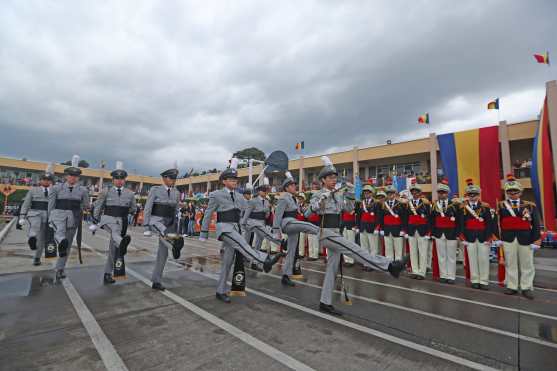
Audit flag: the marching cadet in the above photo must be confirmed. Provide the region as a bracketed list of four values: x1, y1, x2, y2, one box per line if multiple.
[358, 184, 381, 263]
[143, 163, 184, 291]
[18, 163, 54, 266]
[48, 155, 90, 281]
[496, 175, 540, 299]
[90, 162, 137, 284]
[274, 158, 408, 316]
[379, 182, 408, 261]
[199, 158, 282, 303]
[458, 179, 494, 290]
[406, 180, 432, 280]
[240, 177, 282, 252]
[430, 180, 459, 284]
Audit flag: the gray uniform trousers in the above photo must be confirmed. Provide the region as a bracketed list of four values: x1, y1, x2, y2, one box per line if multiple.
[243, 222, 282, 252]
[53, 220, 79, 271]
[280, 218, 392, 304]
[27, 213, 48, 259]
[101, 223, 122, 274]
[151, 221, 177, 284]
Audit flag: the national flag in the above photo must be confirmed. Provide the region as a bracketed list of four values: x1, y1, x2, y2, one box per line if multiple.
[533, 51, 550, 65]
[418, 113, 429, 124]
[487, 98, 499, 110]
[295, 141, 305, 151]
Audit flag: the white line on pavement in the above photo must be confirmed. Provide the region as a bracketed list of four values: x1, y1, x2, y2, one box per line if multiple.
[62, 278, 129, 371]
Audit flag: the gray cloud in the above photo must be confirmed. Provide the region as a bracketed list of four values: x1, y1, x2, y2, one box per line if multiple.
[1, 0, 555, 175]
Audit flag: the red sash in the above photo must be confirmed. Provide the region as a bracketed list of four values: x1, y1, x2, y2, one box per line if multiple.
[307, 213, 320, 223]
[500, 216, 531, 231]
[296, 213, 306, 221]
[408, 214, 427, 225]
[384, 215, 401, 226]
[435, 216, 456, 229]
[342, 212, 355, 222]
[465, 219, 486, 230]
[361, 212, 376, 223]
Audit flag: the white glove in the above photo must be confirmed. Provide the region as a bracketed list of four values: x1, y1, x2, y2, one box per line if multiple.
[143, 230, 152, 237]
[373, 229, 379, 235]
[88, 224, 97, 232]
[379, 230, 385, 236]
[530, 244, 540, 251]
[199, 236, 207, 242]
[399, 231, 405, 237]
[495, 240, 503, 246]
[424, 235, 431, 240]
[320, 191, 331, 201]
[461, 240, 468, 246]
[18, 219, 26, 226]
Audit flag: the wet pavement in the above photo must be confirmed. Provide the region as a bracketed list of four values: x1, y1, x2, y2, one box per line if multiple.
[1, 223, 556, 371]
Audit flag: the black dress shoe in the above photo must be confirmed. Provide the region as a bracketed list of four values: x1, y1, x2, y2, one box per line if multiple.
[504, 288, 518, 295]
[55, 270, 66, 281]
[281, 275, 296, 287]
[103, 273, 115, 285]
[171, 237, 184, 259]
[479, 284, 489, 291]
[58, 239, 69, 258]
[522, 290, 534, 300]
[446, 279, 455, 284]
[263, 253, 284, 273]
[416, 275, 425, 280]
[28, 237, 37, 251]
[439, 278, 447, 283]
[216, 293, 231, 303]
[388, 255, 410, 278]
[152, 282, 165, 291]
[33, 258, 41, 266]
[471, 283, 480, 289]
[319, 302, 342, 316]
[119, 235, 131, 256]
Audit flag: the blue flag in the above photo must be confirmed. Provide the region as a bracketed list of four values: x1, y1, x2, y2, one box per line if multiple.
[354, 176, 362, 201]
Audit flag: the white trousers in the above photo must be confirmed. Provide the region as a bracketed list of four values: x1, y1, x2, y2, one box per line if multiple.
[384, 234, 404, 261]
[435, 235, 457, 280]
[503, 239, 535, 290]
[307, 233, 320, 259]
[408, 232, 429, 277]
[466, 240, 490, 285]
[360, 231, 380, 257]
[342, 228, 355, 264]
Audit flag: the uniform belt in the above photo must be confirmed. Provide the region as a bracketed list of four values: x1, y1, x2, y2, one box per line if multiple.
[104, 205, 129, 218]
[283, 211, 298, 218]
[151, 203, 175, 218]
[55, 199, 81, 211]
[217, 209, 241, 223]
[30, 201, 48, 211]
[249, 212, 266, 220]
[321, 214, 340, 228]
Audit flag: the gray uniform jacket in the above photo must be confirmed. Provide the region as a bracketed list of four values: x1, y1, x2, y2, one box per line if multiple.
[241, 195, 270, 228]
[143, 185, 180, 230]
[272, 193, 299, 231]
[200, 188, 247, 240]
[309, 189, 354, 216]
[48, 182, 90, 228]
[93, 187, 137, 228]
[20, 186, 51, 222]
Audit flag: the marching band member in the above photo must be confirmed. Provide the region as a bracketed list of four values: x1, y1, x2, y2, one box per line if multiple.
[430, 180, 459, 284]
[379, 182, 408, 261]
[458, 179, 494, 290]
[406, 180, 432, 280]
[199, 158, 282, 303]
[358, 184, 381, 263]
[496, 175, 540, 299]
[18, 163, 54, 266]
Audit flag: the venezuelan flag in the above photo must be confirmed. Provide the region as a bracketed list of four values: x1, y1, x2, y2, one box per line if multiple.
[437, 126, 501, 206]
[533, 51, 550, 65]
[531, 97, 556, 230]
[487, 98, 499, 110]
[418, 113, 429, 124]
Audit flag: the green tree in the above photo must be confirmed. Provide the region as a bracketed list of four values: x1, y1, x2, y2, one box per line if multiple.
[233, 147, 266, 161]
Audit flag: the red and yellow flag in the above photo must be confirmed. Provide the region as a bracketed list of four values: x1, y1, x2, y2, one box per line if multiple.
[533, 51, 550, 65]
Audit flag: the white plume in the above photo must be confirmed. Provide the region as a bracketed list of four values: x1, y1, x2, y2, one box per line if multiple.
[115, 161, 124, 170]
[71, 155, 80, 167]
[321, 156, 333, 167]
[285, 171, 293, 180]
[263, 177, 270, 186]
[45, 162, 54, 175]
[230, 157, 239, 170]
[245, 183, 253, 190]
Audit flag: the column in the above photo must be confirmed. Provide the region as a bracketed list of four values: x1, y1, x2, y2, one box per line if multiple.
[498, 120, 511, 178]
[546, 80, 557, 197]
[364, 166, 369, 181]
[299, 155, 305, 192]
[206, 181, 211, 194]
[429, 133, 438, 201]
[352, 146, 359, 183]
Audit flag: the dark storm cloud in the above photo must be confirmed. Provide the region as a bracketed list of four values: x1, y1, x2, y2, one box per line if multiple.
[0, 0, 555, 174]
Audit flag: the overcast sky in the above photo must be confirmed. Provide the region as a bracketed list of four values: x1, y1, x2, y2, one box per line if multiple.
[1, 1, 555, 176]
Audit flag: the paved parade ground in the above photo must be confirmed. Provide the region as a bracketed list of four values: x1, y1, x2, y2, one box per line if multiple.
[1, 222, 557, 371]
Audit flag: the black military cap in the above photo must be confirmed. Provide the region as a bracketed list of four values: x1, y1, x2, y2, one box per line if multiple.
[64, 166, 82, 176]
[161, 168, 179, 179]
[242, 188, 252, 195]
[219, 168, 239, 181]
[111, 169, 128, 179]
[40, 173, 54, 181]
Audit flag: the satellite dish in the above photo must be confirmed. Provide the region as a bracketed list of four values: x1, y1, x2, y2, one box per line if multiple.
[264, 150, 289, 176]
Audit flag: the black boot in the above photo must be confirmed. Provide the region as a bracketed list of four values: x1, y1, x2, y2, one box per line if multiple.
[119, 235, 131, 256]
[33, 258, 41, 266]
[263, 253, 284, 273]
[103, 273, 115, 285]
[471, 283, 480, 289]
[388, 255, 410, 278]
[171, 237, 184, 259]
[58, 239, 69, 257]
[152, 282, 165, 291]
[281, 275, 296, 287]
[216, 293, 231, 303]
[28, 237, 37, 251]
[319, 302, 343, 316]
[504, 288, 518, 295]
[522, 290, 534, 300]
[55, 270, 66, 281]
